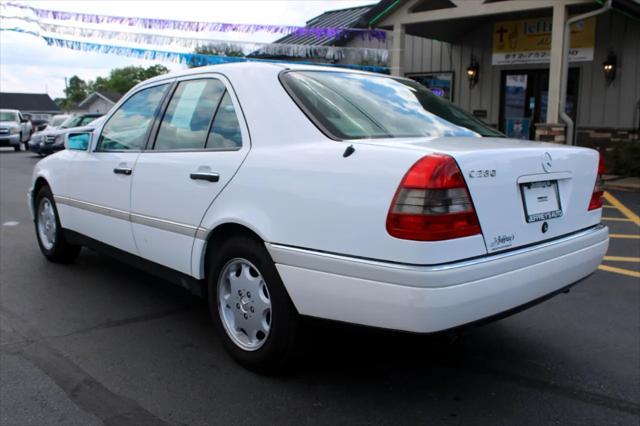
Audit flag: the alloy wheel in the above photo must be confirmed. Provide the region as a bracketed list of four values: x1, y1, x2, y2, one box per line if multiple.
[37, 198, 57, 250]
[217, 258, 272, 351]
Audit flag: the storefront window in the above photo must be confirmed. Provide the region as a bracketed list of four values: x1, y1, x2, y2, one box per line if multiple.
[407, 72, 454, 102]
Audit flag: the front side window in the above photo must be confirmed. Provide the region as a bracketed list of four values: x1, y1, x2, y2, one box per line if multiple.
[281, 71, 503, 140]
[155, 79, 226, 150]
[99, 84, 169, 151]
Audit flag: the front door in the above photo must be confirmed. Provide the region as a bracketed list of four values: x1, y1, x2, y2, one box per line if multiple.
[61, 82, 171, 255]
[130, 75, 250, 275]
[500, 68, 579, 140]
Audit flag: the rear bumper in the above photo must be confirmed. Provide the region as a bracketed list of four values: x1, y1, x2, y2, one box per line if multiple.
[267, 225, 609, 333]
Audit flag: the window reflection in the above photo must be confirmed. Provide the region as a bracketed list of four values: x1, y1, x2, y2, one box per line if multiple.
[283, 72, 503, 140]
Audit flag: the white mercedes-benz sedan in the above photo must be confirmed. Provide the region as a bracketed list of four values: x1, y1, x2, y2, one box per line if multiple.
[29, 62, 609, 371]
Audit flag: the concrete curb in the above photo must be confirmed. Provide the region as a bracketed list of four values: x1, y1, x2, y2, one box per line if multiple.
[603, 182, 640, 192]
[602, 176, 640, 192]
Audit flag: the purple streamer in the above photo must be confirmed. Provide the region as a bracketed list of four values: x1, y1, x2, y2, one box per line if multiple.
[5, 2, 386, 41]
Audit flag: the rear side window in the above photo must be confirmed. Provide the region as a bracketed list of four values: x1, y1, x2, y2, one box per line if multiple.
[206, 92, 242, 149]
[155, 79, 226, 150]
[281, 71, 503, 140]
[99, 84, 169, 151]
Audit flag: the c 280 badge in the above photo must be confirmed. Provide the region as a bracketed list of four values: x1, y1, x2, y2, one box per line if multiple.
[468, 169, 497, 178]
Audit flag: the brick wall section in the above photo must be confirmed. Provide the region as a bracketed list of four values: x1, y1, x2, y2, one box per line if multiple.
[576, 127, 640, 177]
[534, 123, 566, 144]
[576, 127, 639, 149]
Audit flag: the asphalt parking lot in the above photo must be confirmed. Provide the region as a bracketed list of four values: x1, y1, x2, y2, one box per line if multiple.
[1, 148, 638, 425]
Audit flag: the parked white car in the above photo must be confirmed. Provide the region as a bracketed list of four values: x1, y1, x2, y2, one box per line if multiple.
[0, 109, 31, 151]
[29, 63, 609, 371]
[29, 114, 104, 156]
[49, 114, 73, 129]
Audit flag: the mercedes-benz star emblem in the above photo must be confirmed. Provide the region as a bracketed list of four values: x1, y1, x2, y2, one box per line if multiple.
[542, 152, 553, 172]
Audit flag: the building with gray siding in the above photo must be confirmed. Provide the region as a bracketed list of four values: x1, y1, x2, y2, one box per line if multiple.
[359, 0, 639, 173]
[366, 0, 639, 146]
[261, 0, 639, 173]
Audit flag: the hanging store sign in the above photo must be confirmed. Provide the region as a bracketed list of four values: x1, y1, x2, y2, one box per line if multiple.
[492, 16, 596, 65]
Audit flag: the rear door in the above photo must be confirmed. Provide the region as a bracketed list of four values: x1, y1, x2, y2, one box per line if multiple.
[130, 74, 250, 274]
[59, 82, 171, 254]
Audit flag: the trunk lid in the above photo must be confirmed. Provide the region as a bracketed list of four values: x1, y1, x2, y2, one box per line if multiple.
[355, 137, 602, 253]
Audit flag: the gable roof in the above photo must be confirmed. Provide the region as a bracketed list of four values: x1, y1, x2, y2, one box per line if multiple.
[0, 92, 60, 112]
[365, 0, 403, 27]
[273, 4, 376, 47]
[99, 91, 123, 102]
[78, 91, 123, 107]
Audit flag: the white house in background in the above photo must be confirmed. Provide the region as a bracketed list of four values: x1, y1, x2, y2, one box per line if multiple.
[76, 91, 122, 114]
[0, 92, 61, 121]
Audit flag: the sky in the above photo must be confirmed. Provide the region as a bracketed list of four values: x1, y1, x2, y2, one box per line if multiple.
[0, 0, 375, 99]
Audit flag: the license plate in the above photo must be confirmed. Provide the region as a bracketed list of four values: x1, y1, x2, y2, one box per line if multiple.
[520, 180, 562, 223]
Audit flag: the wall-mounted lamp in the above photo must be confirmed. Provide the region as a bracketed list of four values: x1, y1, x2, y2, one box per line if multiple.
[467, 58, 479, 88]
[603, 51, 617, 85]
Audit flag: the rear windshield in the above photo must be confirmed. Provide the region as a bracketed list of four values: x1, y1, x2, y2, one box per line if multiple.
[60, 115, 101, 129]
[281, 71, 503, 140]
[51, 116, 70, 127]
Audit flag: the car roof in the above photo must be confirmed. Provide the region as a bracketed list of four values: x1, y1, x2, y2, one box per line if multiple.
[0, 109, 20, 113]
[137, 61, 378, 89]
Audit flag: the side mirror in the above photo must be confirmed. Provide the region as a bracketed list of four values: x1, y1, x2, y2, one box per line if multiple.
[66, 132, 91, 151]
[21, 118, 29, 123]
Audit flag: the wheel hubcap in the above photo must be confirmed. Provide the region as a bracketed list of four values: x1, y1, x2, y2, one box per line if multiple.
[37, 198, 57, 250]
[217, 258, 271, 351]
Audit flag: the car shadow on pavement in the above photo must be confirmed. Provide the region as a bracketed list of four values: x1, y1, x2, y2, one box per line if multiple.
[47, 247, 637, 422]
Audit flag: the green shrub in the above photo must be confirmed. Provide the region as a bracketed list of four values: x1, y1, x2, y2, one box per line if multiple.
[608, 141, 640, 177]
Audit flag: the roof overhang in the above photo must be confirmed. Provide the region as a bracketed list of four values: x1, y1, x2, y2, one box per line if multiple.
[367, 0, 617, 42]
[598, 0, 640, 20]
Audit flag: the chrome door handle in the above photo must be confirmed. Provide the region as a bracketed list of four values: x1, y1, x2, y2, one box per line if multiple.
[190, 172, 219, 182]
[113, 167, 132, 175]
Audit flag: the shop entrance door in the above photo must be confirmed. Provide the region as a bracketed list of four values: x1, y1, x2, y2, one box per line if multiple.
[500, 69, 579, 140]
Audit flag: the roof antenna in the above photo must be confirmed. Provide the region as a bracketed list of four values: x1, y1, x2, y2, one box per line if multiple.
[343, 144, 355, 158]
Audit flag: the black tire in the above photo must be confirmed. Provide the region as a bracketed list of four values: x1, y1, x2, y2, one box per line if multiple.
[207, 235, 301, 372]
[13, 145, 20, 152]
[34, 185, 81, 263]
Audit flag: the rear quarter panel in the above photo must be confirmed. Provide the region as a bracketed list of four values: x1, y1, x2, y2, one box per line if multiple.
[194, 140, 488, 277]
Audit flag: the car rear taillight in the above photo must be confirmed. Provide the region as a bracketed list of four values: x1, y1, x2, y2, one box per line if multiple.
[588, 152, 605, 211]
[386, 154, 482, 241]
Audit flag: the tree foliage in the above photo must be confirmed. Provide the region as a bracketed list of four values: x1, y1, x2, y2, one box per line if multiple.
[61, 64, 169, 107]
[188, 45, 245, 68]
[64, 75, 89, 104]
[103, 65, 170, 93]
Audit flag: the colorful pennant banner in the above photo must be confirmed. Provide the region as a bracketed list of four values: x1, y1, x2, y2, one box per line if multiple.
[0, 27, 390, 74]
[1, 17, 389, 63]
[3, 1, 386, 41]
